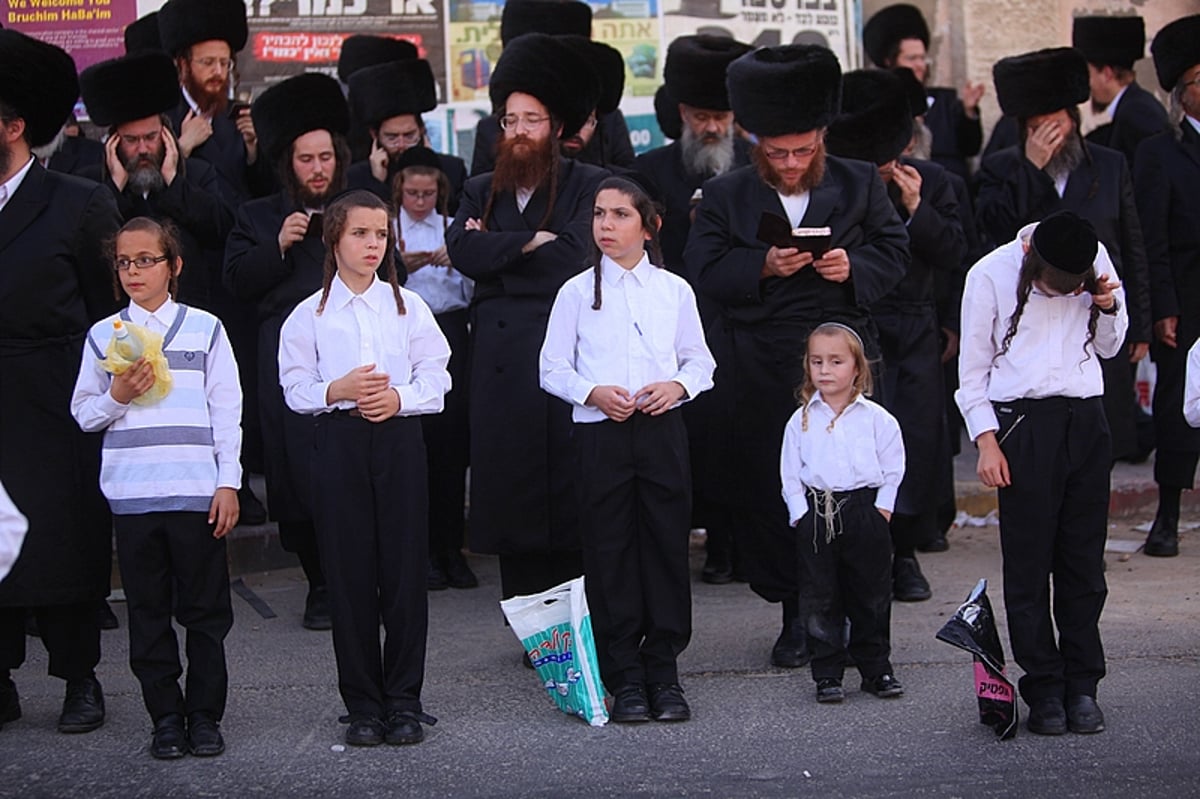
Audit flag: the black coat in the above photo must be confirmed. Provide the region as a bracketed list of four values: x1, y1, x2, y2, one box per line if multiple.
[683, 158, 909, 505]
[469, 112, 635, 176]
[1084, 82, 1168, 170]
[224, 192, 328, 525]
[346, 152, 468, 216]
[1134, 123, 1200, 456]
[446, 158, 607, 554]
[47, 135, 104, 176]
[925, 86, 983, 181]
[169, 101, 273, 206]
[80, 158, 234, 311]
[0, 163, 121, 606]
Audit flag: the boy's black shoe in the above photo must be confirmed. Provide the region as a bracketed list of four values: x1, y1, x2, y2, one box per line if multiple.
[444, 550, 479, 589]
[97, 600, 120, 630]
[302, 586, 332, 630]
[427, 557, 449, 591]
[1066, 695, 1105, 734]
[893, 557, 932, 602]
[187, 713, 225, 756]
[1143, 516, 1179, 557]
[345, 715, 386, 746]
[647, 684, 690, 722]
[0, 677, 21, 730]
[1027, 697, 1068, 735]
[861, 673, 904, 698]
[610, 684, 651, 723]
[150, 714, 187, 759]
[815, 678, 844, 704]
[58, 676, 104, 733]
[385, 710, 436, 745]
[770, 621, 810, 668]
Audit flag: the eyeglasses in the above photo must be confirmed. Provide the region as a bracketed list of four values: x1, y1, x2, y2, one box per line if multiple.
[762, 144, 818, 162]
[118, 131, 162, 147]
[380, 130, 422, 146]
[115, 255, 169, 271]
[499, 114, 550, 131]
[403, 189, 437, 200]
[191, 56, 235, 72]
[1181, 76, 1200, 90]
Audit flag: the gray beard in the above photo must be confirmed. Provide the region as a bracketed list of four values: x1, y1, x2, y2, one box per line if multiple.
[906, 118, 932, 161]
[127, 163, 165, 194]
[1044, 134, 1085, 180]
[680, 126, 735, 178]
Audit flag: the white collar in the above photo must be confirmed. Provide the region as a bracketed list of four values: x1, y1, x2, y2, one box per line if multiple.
[600, 253, 652, 288]
[0, 156, 36, 204]
[327, 273, 384, 313]
[128, 297, 179, 328]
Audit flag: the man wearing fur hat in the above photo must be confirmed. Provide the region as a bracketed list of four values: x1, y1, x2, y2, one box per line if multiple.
[0, 30, 122, 736]
[158, 0, 268, 204]
[223, 75, 352, 631]
[826, 69, 965, 604]
[346, 59, 469, 214]
[446, 33, 606, 605]
[976, 47, 1151, 465]
[863, 3, 985, 181]
[469, 0, 634, 175]
[79, 51, 234, 311]
[1073, 15, 1168, 169]
[684, 45, 909, 669]
[1133, 14, 1200, 558]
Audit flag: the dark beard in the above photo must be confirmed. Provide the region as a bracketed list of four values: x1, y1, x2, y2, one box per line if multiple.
[751, 141, 827, 196]
[283, 159, 346, 209]
[123, 148, 165, 194]
[491, 133, 556, 193]
[1044, 133, 1085, 179]
[680, 125, 735, 178]
[182, 68, 230, 118]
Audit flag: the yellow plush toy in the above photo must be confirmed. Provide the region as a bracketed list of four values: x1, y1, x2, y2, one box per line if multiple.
[98, 319, 173, 405]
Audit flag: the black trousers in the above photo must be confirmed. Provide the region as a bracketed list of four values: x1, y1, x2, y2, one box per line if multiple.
[423, 309, 470, 557]
[577, 411, 692, 690]
[995, 396, 1109, 702]
[795, 488, 894, 682]
[497, 552, 583, 601]
[0, 603, 100, 682]
[311, 412, 429, 718]
[113, 511, 232, 722]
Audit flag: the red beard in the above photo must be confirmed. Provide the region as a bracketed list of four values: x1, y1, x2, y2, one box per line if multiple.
[491, 133, 556, 194]
[182, 66, 230, 118]
[752, 141, 827, 196]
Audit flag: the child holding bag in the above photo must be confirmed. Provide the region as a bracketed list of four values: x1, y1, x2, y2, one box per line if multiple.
[539, 176, 716, 723]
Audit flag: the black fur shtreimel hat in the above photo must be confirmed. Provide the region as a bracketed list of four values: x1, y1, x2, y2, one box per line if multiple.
[157, 0, 248, 56]
[826, 70, 914, 166]
[124, 13, 163, 55]
[337, 35, 419, 84]
[863, 4, 929, 68]
[993, 48, 1089, 119]
[654, 85, 682, 140]
[252, 73, 350, 166]
[500, 0, 592, 46]
[0, 30, 79, 148]
[1032, 211, 1098, 276]
[664, 34, 753, 112]
[1150, 14, 1200, 92]
[349, 60, 437, 129]
[727, 45, 841, 137]
[80, 52, 181, 127]
[1072, 16, 1145, 70]
[488, 33, 598, 138]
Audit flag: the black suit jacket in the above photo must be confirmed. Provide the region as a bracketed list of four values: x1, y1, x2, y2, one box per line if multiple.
[1085, 82, 1169, 170]
[346, 152, 468, 216]
[925, 86, 983, 181]
[0, 163, 121, 606]
[46, 135, 104, 176]
[1135, 123, 1200, 325]
[169, 101, 273, 206]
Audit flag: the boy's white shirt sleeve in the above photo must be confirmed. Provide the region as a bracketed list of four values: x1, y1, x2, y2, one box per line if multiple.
[1185, 340, 1200, 428]
[0, 480, 28, 584]
[395, 295, 452, 416]
[668, 281, 716, 401]
[1090, 244, 1129, 360]
[278, 302, 333, 414]
[955, 265, 1001, 442]
[206, 321, 244, 490]
[874, 407, 906, 513]
[539, 283, 596, 407]
[70, 328, 133, 433]
[779, 410, 810, 526]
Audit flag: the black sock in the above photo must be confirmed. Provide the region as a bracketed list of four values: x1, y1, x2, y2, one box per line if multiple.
[1156, 486, 1182, 522]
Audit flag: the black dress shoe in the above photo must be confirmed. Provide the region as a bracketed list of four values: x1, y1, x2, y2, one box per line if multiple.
[58, 676, 105, 733]
[345, 715, 386, 746]
[302, 585, 332, 630]
[1144, 516, 1179, 557]
[187, 712, 225, 756]
[385, 710, 436, 745]
[770, 621, 810, 668]
[443, 550, 479, 589]
[237, 484, 268, 526]
[1066, 695, 1105, 734]
[861, 673, 904, 698]
[97, 600, 120, 631]
[815, 678, 844, 704]
[150, 714, 188, 759]
[0, 677, 20, 731]
[427, 557, 449, 591]
[610, 684, 651, 723]
[1027, 697, 1068, 735]
[916, 533, 949, 553]
[892, 556, 932, 602]
[700, 553, 733, 585]
[647, 683, 690, 722]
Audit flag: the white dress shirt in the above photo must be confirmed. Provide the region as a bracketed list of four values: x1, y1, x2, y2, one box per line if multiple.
[0, 480, 28, 584]
[778, 191, 811, 229]
[395, 209, 473, 315]
[539, 254, 716, 423]
[955, 221, 1129, 442]
[278, 274, 451, 416]
[779, 393, 906, 525]
[0, 156, 35, 214]
[1184, 339, 1200, 429]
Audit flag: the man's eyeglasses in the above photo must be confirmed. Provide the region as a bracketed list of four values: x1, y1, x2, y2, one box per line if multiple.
[119, 132, 162, 147]
[762, 144, 818, 162]
[380, 130, 422, 146]
[499, 114, 550, 131]
[115, 255, 169, 271]
[191, 56, 235, 72]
